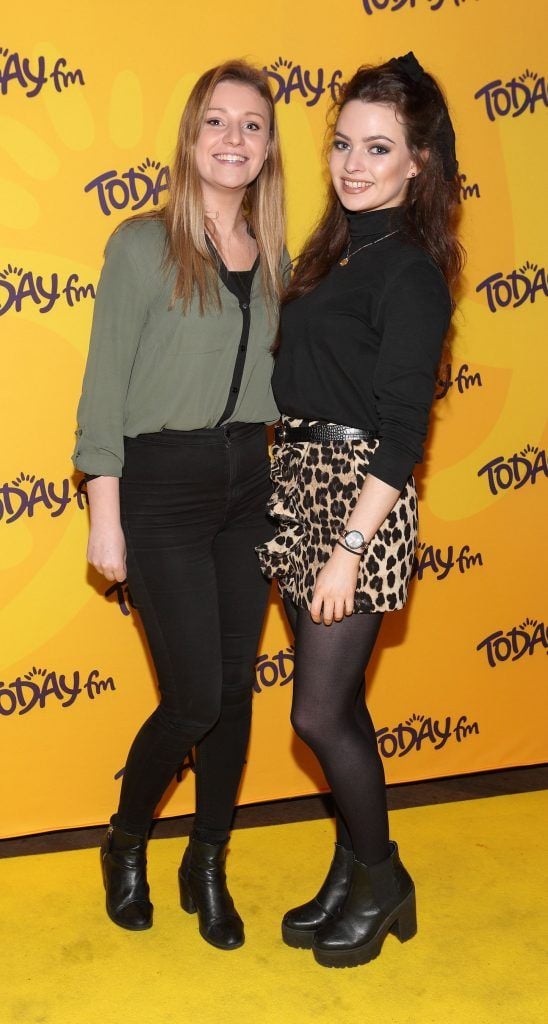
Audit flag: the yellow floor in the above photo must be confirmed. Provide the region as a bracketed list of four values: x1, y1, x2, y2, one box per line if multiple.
[2, 791, 548, 1024]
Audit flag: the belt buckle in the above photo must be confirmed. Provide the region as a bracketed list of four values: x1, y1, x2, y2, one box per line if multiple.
[275, 422, 287, 445]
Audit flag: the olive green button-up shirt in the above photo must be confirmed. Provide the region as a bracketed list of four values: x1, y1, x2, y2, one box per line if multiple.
[72, 218, 281, 477]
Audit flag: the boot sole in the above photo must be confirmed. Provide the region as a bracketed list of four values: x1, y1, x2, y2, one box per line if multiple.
[104, 903, 153, 931]
[313, 889, 417, 969]
[199, 931, 245, 951]
[281, 923, 316, 949]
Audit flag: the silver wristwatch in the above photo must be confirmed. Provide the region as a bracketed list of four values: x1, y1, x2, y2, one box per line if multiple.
[338, 529, 368, 556]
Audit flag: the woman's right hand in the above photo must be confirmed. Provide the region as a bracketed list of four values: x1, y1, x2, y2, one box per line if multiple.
[85, 476, 126, 582]
[87, 522, 127, 582]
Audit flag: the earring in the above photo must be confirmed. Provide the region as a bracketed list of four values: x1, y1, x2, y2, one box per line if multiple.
[410, 171, 416, 177]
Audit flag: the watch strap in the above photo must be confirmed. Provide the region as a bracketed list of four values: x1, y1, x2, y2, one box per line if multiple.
[339, 529, 368, 555]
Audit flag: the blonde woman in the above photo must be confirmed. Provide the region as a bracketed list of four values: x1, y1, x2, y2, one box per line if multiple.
[73, 61, 286, 948]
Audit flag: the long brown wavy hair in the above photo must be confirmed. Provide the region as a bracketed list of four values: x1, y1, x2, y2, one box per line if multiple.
[284, 59, 465, 308]
[118, 60, 285, 314]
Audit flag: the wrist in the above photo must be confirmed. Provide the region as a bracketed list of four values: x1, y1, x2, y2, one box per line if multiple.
[90, 513, 122, 530]
[338, 527, 369, 556]
[332, 543, 361, 571]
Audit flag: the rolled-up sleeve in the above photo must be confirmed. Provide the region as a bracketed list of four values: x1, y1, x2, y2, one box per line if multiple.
[367, 260, 451, 491]
[72, 228, 148, 477]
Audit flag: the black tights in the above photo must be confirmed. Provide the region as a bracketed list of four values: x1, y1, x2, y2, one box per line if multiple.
[284, 597, 389, 866]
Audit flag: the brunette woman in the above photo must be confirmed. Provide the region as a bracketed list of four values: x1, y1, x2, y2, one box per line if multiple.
[73, 60, 286, 948]
[257, 52, 463, 968]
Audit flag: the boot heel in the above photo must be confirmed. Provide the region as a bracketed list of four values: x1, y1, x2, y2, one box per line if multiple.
[178, 873, 197, 914]
[390, 890, 417, 943]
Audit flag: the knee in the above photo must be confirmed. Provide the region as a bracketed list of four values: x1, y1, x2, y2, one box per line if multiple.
[221, 681, 252, 709]
[290, 704, 324, 753]
[155, 699, 221, 745]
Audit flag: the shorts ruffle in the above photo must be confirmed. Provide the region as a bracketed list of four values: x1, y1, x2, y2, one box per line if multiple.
[256, 418, 418, 614]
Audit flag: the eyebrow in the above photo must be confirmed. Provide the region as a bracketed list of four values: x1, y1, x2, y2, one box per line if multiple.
[335, 131, 396, 144]
[207, 106, 266, 119]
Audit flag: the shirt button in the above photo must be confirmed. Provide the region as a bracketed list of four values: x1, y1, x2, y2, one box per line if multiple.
[240, 345, 245, 352]
[231, 387, 238, 393]
[241, 302, 249, 310]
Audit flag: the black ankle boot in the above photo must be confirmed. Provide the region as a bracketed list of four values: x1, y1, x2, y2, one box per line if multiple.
[178, 837, 244, 950]
[312, 841, 416, 968]
[281, 843, 354, 949]
[100, 825, 153, 931]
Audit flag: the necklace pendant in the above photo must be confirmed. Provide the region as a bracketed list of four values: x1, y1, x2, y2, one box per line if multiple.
[339, 257, 349, 267]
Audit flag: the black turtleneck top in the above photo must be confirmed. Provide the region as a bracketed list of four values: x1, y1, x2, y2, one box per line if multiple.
[272, 206, 451, 490]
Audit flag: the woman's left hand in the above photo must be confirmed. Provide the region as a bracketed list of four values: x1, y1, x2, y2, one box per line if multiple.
[310, 544, 361, 625]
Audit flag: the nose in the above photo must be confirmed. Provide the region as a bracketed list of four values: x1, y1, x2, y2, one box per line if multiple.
[222, 120, 244, 147]
[343, 147, 367, 174]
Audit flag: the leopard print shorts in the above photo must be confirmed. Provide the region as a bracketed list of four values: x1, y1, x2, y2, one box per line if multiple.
[256, 417, 418, 614]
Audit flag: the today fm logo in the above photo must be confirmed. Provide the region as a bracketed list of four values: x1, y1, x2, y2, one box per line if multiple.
[435, 362, 483, 400]
[411, 542, 483, 582]
[476, 262, 548, 313]
[477, 445, 548, 497]
[0, 475, 87, 524]
[84, 157, 170, 217]
[376, 711, 480, 759]
[475, 68, 548, 122]
[254, 646, 294, 693]
[458, 173, 480, 201]
[476, 618, 548, 669]
[362, 0, 474, 12]
[263, 57, 344, 106]
[105, 581, 136, 617]
[0, 666, 116, 717]
[0, 265, 95, 317]
[0, 45, 84, 97]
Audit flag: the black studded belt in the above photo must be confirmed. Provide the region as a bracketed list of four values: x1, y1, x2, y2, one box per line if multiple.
[274, 422, 378, 444]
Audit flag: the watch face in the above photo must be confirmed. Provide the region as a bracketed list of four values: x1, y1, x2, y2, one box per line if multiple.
[345, 530, 365, 549]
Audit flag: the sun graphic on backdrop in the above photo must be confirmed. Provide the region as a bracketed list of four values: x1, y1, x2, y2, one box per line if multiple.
[0, 52, 320, 670]
[0, 62, 199, 667]
[424, 104, 548, 520]
[0, 44, 545, 671]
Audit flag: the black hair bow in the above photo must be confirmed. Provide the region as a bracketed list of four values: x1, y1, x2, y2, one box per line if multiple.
[388, 51, 424, 83]
[388, 50, 458, 181]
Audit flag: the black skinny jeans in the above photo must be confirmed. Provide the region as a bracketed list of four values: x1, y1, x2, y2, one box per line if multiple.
[114, 422, 272, 838]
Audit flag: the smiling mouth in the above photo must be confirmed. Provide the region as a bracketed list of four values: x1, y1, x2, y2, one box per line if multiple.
[342, 179, 373, 191]
[214, 153, 248, 164]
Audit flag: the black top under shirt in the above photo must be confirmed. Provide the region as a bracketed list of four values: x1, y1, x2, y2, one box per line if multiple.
[272, 206, 452, 491]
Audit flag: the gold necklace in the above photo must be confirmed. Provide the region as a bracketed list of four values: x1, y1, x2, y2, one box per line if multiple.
[339, 229, 400, 267]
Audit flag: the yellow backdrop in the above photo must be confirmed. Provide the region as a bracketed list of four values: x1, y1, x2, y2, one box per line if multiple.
[1, 0, 547, 837]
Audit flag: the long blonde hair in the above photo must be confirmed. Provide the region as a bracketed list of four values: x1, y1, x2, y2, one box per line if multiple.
[161, 59, 285, 313]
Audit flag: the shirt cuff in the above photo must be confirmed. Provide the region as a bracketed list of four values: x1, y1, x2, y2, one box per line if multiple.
[366, 442, 418, 491]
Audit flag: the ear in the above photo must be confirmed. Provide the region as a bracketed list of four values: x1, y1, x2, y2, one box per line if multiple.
[408, 147, 429, 179]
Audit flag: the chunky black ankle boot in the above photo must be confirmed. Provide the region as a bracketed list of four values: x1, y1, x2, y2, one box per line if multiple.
[281, 843, 354, 949]
[312, 840, 416, 968]
[178, 837, 244, 950]
[100, 825, 153, 931]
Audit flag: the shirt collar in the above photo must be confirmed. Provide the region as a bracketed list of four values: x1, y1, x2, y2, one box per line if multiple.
[346, 205, 405, 242]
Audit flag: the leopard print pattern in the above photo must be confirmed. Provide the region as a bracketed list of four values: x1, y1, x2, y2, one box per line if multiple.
[256, 418, 418, 614]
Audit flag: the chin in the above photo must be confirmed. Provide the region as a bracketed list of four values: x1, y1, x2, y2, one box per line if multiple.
[340, 193, 377, 212]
